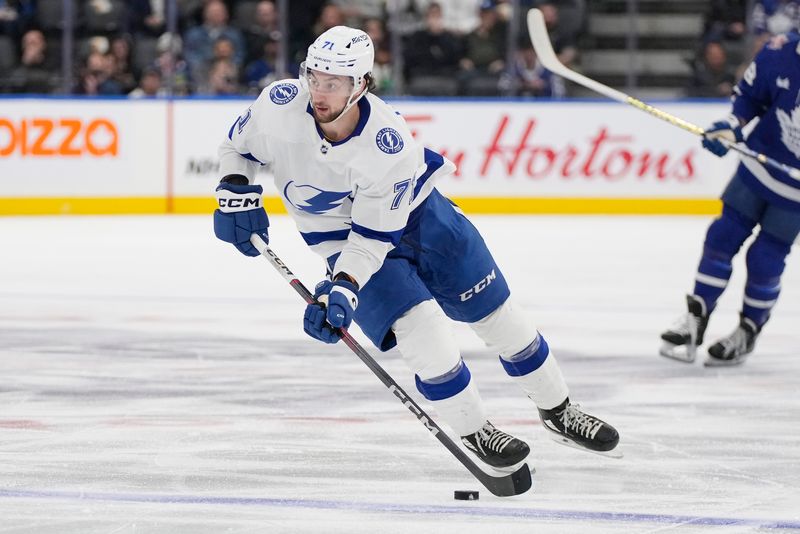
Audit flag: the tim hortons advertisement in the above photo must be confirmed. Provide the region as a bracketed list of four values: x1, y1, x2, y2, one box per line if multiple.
[172, 99, 737, 199]
[0, 99, 166, 196]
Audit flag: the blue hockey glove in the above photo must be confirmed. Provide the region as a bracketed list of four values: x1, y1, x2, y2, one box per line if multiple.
[303, 277, 359, 343]
[702, 115, 744, 157]
[214, 182, 269, 257]
[303, 299, 339, 343]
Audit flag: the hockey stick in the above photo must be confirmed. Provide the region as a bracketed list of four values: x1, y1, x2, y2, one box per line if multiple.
[526, 8, 800, 181]
[248, 234, 532, 497]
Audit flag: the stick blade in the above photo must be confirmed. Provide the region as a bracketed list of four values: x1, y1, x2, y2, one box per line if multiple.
[526, 7, 628, 103]
[477, 462, 533, 497]
[526, 8, 563, 75]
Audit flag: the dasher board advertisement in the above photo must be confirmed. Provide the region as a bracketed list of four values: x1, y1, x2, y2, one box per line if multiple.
[1, 98, 735, 215]
[0, 100, 166, 196]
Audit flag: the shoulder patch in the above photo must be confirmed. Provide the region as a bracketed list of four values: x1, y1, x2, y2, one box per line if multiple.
[269, 83, 298, 105]
[375, 127, 404, 154]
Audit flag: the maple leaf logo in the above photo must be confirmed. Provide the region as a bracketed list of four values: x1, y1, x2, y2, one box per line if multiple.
[777, 106, 800, 159]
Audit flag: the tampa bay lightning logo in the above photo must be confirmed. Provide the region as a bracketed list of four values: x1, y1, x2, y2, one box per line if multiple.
[376, 127, 404, 154]
[283, 181, 351, 214]
[270, 83, 298, 105]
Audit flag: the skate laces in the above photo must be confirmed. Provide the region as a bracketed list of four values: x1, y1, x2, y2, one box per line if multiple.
[472, 422, 513, 453]
[717, 325, 751, 354]
[558, 404, 603, 439]
[667, 312, 697, 337]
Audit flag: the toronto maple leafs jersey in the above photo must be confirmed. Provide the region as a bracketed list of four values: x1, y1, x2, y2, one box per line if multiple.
[218, 79, 456, 286]
[732, 33, 800, 209]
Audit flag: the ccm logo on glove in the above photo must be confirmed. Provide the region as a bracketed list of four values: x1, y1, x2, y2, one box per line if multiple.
[217, 189, 262, 211]
[213, 181, 270, 257]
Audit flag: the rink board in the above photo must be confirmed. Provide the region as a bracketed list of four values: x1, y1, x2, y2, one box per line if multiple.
[0, 97, 734, 215]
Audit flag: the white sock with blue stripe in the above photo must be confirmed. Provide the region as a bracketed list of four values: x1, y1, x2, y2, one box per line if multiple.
[471, 299, 569, 411]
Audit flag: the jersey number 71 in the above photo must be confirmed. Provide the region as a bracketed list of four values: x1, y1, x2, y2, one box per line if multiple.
[391, 178, 415, 210]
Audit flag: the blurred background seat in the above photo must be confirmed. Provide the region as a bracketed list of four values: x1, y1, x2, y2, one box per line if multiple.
[36, 0, 81, 34]
[233, 1, 259, 31]
[0, 35, 17, 74]
[406, 75, 459, 97]
[84, 0, 127, 35]
[133, 36, 159, 73]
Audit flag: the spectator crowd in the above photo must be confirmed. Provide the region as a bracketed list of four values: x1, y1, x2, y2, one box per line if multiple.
[0, 0, 580, 97]
[687, 0, 800, 97]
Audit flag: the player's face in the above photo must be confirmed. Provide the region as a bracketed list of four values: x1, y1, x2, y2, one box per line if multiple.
[307, 69, 354, 123]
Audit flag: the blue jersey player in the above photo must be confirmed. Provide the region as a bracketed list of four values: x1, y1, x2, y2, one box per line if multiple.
[213, 26, 619, 468]
[661, 33, 800, 366]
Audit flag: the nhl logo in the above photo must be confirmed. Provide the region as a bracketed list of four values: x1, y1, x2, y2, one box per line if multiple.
[320, 144, 329, 154]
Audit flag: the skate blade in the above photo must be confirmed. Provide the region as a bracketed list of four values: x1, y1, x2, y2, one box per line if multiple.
[703, 355, 748, 367]
[659, 341, 696, 363]
[546, 433, 624, 459]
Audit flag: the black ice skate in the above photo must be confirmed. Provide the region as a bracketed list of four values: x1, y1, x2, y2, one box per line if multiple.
[538, 398, 621, 458]
[461, 421, 530, 469]
[659, 294, 709, 363]
[704, 314, 759, 367]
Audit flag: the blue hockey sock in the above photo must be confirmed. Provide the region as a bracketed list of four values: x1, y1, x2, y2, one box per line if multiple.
[693, 205, 756, 313]
[743, 231, 791, 327]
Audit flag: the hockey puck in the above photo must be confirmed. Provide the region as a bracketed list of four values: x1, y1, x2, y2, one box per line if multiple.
[454, 490, 479, 501]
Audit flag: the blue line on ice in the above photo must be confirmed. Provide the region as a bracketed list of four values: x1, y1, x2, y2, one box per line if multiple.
[0, 489, 798, 529]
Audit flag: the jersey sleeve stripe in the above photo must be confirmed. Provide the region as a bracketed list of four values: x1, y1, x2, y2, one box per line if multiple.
[351, 223, 403, 246]
[239, 152, 264, 164]
[414, 148, 445, 198]
[301, 228, 351, 246]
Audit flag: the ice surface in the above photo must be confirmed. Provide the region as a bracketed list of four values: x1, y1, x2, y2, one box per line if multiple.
[0, 214, 798, 533]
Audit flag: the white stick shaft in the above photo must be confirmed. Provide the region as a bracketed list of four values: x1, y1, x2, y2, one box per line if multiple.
[526, 8, 800, 181]
[527, 9, 703, 135]
[249, 234, 296, 285]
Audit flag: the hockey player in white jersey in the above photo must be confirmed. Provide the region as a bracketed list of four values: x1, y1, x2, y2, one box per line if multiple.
[214, 26, 619, 468]
[660, 33, 800, 366]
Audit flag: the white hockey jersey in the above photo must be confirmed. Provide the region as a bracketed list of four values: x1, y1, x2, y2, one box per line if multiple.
[218, 79, 456, 287]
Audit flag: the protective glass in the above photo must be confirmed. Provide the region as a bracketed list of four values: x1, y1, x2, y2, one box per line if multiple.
[301, 63, 355, 97]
